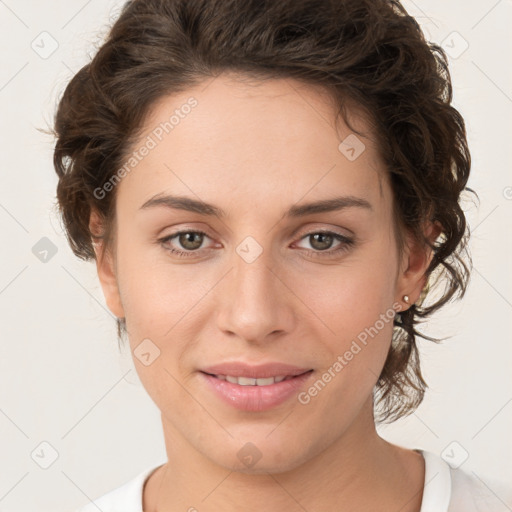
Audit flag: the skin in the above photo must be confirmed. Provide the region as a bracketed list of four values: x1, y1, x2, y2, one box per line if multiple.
[90, 72, 438, 511]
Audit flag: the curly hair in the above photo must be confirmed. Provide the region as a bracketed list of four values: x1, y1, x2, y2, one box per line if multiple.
[50, 0, 475, 423]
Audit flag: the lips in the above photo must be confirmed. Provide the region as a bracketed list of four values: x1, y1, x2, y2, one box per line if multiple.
[200, 368, 314, 411]
[201, 362, 312, 380]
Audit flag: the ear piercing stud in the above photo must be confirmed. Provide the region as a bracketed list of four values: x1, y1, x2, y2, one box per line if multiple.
[403, 295, 410, 304]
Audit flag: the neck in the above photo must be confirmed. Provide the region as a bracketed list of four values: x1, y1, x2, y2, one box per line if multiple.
[145, 398, 424, 512]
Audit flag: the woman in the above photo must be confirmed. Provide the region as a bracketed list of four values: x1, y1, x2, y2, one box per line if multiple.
[51, 0, 507, 510]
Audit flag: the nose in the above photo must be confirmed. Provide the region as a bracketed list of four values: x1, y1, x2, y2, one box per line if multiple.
[215, 246, 296, 344]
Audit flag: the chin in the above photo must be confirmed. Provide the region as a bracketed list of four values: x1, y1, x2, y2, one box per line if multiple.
[203, 431, 314, 475]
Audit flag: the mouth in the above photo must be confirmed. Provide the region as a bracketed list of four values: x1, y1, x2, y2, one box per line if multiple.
[199, 369, 315, 412]
[200, 370, 313, 386]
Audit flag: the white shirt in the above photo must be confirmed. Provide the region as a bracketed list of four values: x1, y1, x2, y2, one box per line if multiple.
[74, 450, 510, 511]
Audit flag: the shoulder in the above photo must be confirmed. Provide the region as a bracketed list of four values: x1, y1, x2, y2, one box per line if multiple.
[418, 449, 511, 512]
[72, 464, 162, 512]
[448, 466, 512, 512]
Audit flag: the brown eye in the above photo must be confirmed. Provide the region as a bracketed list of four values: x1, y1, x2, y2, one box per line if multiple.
[177, 232, 204, 251]
[159, 230, 211, 257]
[308, 232, 335, 251]
[295, 230, 355, 258]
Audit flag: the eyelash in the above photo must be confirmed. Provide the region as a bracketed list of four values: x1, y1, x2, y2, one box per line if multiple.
[158, 229, 355, 259]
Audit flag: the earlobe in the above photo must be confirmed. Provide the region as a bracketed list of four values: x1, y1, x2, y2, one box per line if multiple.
[396, 220, 441, 307]
[89, 210, 125, 319]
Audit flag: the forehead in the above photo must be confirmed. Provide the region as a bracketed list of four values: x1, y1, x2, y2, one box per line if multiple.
[116, 73, 388, 213]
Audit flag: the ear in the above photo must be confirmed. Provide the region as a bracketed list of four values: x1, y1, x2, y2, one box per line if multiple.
[89, 209, 125, 319]
[395, 220, 441, 308]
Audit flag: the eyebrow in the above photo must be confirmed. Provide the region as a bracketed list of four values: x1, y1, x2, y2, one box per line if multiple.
[139, 193, 373, 218]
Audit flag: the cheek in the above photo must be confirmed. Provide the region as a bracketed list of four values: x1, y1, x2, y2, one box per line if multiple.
[117, 253, 217, 407]
[298, 273, 397, 415]
[310, 279, 395, 375]
[291, 244, 398, 384]
[296, 255, 397, 335]
[116, 236, 204, 333]
[116, 251, 200, 408]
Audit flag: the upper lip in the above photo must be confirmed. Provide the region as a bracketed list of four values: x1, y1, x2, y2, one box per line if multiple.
[201, 362, 313, 379]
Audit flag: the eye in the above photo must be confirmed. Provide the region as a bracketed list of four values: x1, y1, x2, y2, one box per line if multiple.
[294, 230, 355, 258]
[158, 229, 355, 259]
[158, 230, 212, 258]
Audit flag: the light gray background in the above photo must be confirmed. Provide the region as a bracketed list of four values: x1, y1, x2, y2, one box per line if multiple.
[0, 1, 511, 510]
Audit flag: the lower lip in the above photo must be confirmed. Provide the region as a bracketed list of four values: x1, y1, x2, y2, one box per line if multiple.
[200, 371, 314, 412]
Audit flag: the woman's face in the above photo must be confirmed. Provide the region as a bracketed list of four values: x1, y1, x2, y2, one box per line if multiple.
[94, 73, 428, 473]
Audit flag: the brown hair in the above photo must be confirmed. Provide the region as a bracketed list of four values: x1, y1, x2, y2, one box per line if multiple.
[50, 0, 475, 423]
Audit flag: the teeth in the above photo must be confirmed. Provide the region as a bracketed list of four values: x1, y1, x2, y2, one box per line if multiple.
[216, 375, 289, 386]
